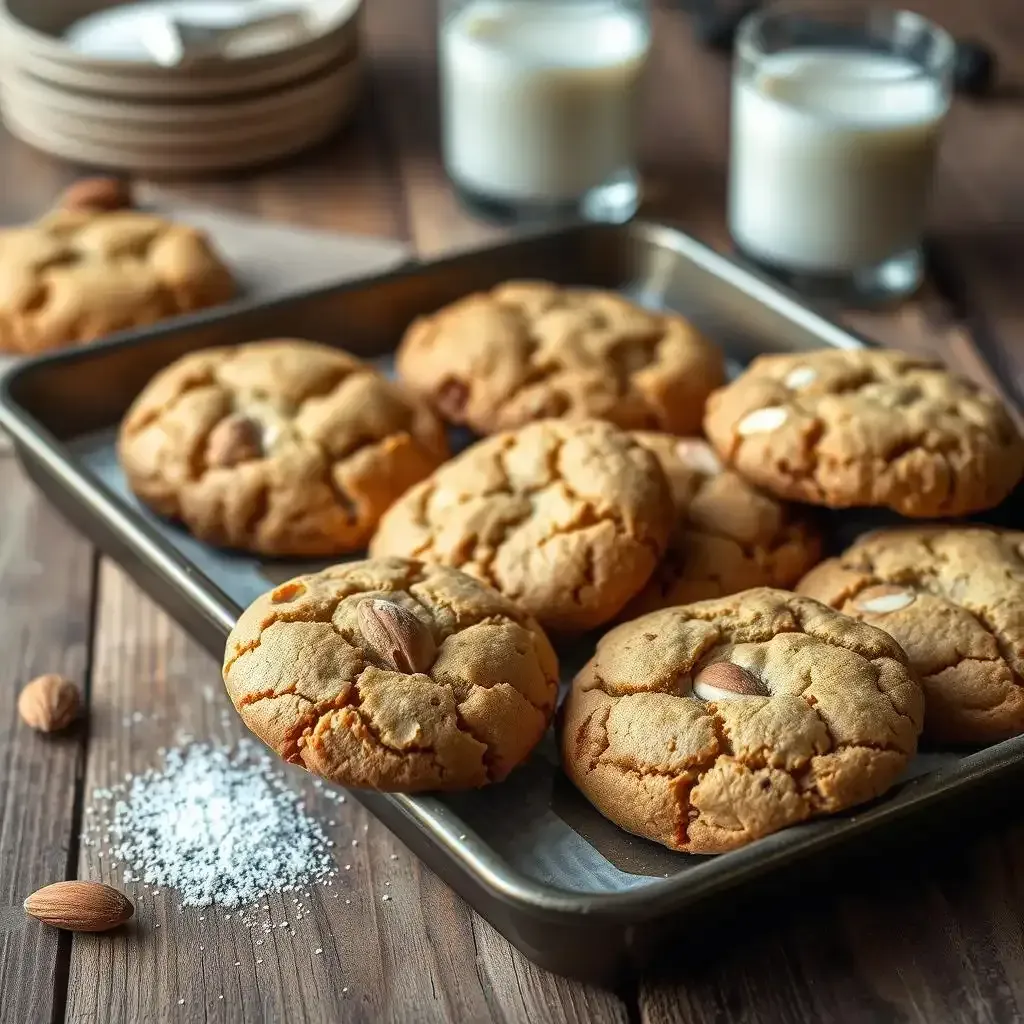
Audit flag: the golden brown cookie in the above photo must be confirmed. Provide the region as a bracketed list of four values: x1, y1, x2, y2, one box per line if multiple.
[395, 281, 726, 436]
[703, 349, 1024, 517]
[561, 588, 923, 853]
[370, 419, 674, 631]
[798, 527, 1024, 744]
[223, 557, 559, 791]
[119, 340, 449, 556]
[0, 184, 234, 354]
[624, 433, 822, 615]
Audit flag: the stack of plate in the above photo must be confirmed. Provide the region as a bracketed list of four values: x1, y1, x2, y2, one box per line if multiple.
[0, 0, 363, 173]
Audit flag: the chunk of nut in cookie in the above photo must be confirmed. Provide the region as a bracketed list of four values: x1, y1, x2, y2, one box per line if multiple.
[357, 599, 437, 675]
[737, 406, 788, 436]
[674, 439, 722, 476]
[784, 366, 818, 389]
[692, 662, 769, 702]
[206, 414, 264, 467]
[853, 584, 916, 614]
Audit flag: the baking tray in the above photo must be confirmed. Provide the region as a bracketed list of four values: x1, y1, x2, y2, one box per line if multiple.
[2, 220, 1024, 982]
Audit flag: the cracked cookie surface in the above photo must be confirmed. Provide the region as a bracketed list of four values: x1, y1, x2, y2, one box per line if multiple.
[395, 281, 726, 436]
[799, 527, 1024, 743]
[369, 419, 674, 631]
[703, 349, 1024, 517]
[624, 433, 822, 616]
[561, 588, 923, 853]
[119, 340, 449, 556]
[0, 206, 234, 354]
[223, 557, 559, 791]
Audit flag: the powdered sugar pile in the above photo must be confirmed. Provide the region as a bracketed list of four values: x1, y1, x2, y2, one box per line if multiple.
[89, 740, 338, 907]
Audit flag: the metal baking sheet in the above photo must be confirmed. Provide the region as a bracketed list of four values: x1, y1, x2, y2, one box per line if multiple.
[2, 220, 1023, 982]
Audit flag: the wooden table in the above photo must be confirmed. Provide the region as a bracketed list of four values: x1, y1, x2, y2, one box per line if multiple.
[2, 2, 1023, 1021]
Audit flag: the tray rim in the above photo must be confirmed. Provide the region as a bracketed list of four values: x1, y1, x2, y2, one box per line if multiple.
[3, 217, 1024, 928]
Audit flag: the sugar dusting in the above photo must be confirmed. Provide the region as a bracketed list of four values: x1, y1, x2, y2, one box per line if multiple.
[88, 740, 338, 907]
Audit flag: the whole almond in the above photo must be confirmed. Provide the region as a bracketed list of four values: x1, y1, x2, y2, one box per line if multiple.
[59, 176, 132, 213]
[18, 674, 81, 732]
[206, 414, 264, 468]
[692, 662, 768, 702]
[24, 881, 134, 932]
[357, 599, 437, 675]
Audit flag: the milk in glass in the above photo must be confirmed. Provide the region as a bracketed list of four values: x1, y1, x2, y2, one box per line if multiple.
[729, 49, 950, 274]
[440, 1, 650, 213]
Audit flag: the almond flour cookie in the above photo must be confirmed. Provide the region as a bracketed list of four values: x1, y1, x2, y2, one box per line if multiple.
[624, 433, 821, 616]
[703, 349, 1024, 517]
[223, 557, 559, 791]
[561, 588, 923, 853]
[395, 281, 726, 436]
[0, 178, 234, 354]
[370, 419, 674, 631]
[119, 340, 448, 556]
[799, 527, 1024, 743]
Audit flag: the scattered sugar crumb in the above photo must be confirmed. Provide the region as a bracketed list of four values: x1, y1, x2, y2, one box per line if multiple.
[94, 741, 337, 908]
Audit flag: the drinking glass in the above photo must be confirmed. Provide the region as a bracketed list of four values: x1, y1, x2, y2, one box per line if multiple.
[729, 3, 956, 303]
[438, 0, 651, 224]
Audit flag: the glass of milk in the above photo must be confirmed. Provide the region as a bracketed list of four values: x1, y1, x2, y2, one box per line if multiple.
[439, 0, 651, 223]
[728, 4, 956, 303]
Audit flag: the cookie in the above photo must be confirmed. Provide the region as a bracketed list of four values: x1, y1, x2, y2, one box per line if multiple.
[703, 349, 1024, 517]
[0, 181, 234, 354]
[798, 527, 1024, 743]
[395, 281, 726, 436]
[223, 557, 559, 791]
[624, 433, 822, 615]
[119, 340, 449, 556]
[561, 588, 923, 853]
[370, 419, 674, 631]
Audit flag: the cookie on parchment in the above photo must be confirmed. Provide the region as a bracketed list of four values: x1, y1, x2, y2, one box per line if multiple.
[119, 340, 448, 557]
[561, 588, 923, 853]
[370, 419, 674, 631]
[223, 557, 559, 791]
[0, 178, 234, 354]
[623, 433, 821, 615]
[395, 281, 726, 436]
[703, 349, 1024, 517]
[799, 527, 1024, 743]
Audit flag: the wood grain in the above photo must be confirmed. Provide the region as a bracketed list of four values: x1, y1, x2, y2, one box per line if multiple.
[0, 455, 95, 1024]
[64, 561, 628, 1024]
[0, 0, 1022, 1020]
[639, 823, 1024, 1024]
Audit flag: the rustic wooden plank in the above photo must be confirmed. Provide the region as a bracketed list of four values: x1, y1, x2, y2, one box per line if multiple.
[65, 561, 628, 1023]
[469, 916, 630, 1024]
[639, 823, 1024, 1024]
[0, 455, 96, 1024]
